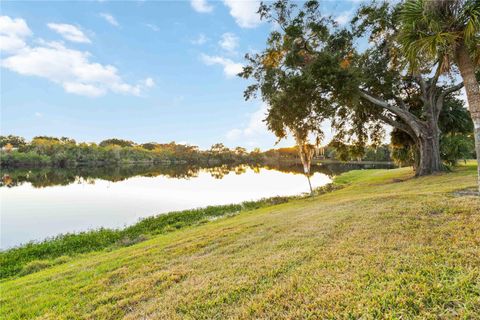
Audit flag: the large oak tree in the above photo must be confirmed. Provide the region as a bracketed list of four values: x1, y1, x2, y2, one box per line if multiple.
[241, 0, 464, 176]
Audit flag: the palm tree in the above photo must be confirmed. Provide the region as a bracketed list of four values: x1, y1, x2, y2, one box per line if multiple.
[399, 0, 480, 192]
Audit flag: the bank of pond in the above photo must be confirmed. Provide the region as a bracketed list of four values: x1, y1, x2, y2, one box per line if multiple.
[0, 162, 393, 280]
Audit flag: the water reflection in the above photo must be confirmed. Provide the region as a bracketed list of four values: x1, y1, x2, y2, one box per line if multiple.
[0, 162, 393, 248]
[1, 162, 394, 189]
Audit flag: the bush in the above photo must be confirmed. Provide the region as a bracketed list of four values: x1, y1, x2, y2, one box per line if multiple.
[0, 150, 51, 166]
[441, 134, 474, 166]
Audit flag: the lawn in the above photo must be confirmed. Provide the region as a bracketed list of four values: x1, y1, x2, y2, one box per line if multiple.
[1, 163, 479, 319]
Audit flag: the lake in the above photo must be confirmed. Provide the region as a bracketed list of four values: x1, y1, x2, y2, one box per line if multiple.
[0, 162, 393, 249]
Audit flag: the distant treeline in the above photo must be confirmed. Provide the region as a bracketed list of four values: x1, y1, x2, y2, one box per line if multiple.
[4, 134, 467, 169]
[0, 135, 398, 168]
[0, 136, 264, 167]
[263, 144, 393, 163]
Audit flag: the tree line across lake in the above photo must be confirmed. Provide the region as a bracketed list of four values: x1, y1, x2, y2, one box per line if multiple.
[0, 136, 264, 167]
[0, 134, 474, 170]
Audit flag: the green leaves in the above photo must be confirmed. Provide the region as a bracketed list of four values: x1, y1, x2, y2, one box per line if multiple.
[398, 0, 480, 73]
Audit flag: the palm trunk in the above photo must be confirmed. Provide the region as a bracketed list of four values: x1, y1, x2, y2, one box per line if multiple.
[456, 43, 480, 193]
[472, 121, 480, 193]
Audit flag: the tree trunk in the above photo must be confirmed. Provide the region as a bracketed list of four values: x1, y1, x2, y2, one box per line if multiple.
[474, 120, 480, 192]
[415, 133, 442, 176]
[409, 116, 442, 176]
[456, 43, 480, 193]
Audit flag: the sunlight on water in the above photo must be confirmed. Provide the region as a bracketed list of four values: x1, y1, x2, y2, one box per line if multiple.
[1, 167, 331, 248]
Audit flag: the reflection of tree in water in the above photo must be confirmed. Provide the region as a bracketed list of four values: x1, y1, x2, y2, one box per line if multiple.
[1, 174, 16, 188]
[0, 162, 394, 188]
[265, 162, 394, 177]
[204, 165, 229, 179]
[252, 166, 261, 174]
[204, 164, 255, 179]
[1, 170, 78, 188]
[0, 165, 202, 188]
[234, 165, 247, 175]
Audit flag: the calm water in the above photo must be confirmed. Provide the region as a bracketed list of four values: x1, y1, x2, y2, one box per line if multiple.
[0, 163, 393, 249]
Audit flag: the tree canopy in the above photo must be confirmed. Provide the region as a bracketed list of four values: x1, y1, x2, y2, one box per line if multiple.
[241, 0, 471, 176]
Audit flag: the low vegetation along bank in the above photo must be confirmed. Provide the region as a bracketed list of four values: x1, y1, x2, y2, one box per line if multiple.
[0, 197, 288, 279]
[0, 184, 340, 280]
[1, 163, 479, 318]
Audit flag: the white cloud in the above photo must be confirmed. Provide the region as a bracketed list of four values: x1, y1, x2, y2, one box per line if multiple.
[226, 128, 242, 140]
[63, 82, 106, 97]
[47, 23, 91, 43]
[223, 0, 262, 28]
[335, 10, 353, 25]
[0, 34, 27, 53]
[0, 15, 31, 37]
[244, 103, 268, 136]
[226, 104, 332, 149]
[145, 23, 159, 32]
[191, 0, 213, 13]
[100, 13, 119, 27]
[226, 103, 293, 149]
[226, 104, 268, 144]
[1, 16, 154, 97]
[227, 104, 267, 139]
[35, 112, 43, 117]
[0, 16, 32, 53]
[143, 77, 155, 88]
[218, 32, 239, 54]
[200, 54, 243, 78]
[191, 33, 208, 45]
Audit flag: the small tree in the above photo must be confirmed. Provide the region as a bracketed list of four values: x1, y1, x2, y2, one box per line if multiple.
[293, 128, 320, 194]
[243, 67, 324, 193]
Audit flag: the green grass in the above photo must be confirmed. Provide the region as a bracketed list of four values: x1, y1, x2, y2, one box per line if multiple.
[0, 197, 296, 280]
[1, 163, 479, 319]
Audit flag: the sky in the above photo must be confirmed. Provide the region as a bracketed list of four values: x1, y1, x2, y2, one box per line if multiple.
[1, 0, 364, 150]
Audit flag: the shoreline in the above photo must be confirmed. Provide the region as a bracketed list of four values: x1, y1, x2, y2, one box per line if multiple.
[0, 179, 343, 279]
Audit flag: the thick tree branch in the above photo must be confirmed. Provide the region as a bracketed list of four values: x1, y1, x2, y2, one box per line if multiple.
[440, 81, 464, 97]
[377, 114, 415, 138]
[415, 75, 428, 98]
[394, 97, 408, 110]
[359, 90, 423, 137]
[435, 81, 464, 118]
[430, 62, 443, 89]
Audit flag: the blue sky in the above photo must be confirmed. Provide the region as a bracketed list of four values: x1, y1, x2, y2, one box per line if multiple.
[1, 0, 362, 150]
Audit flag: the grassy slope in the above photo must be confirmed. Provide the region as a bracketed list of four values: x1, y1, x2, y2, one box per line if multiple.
[1, 164, 479, 319]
